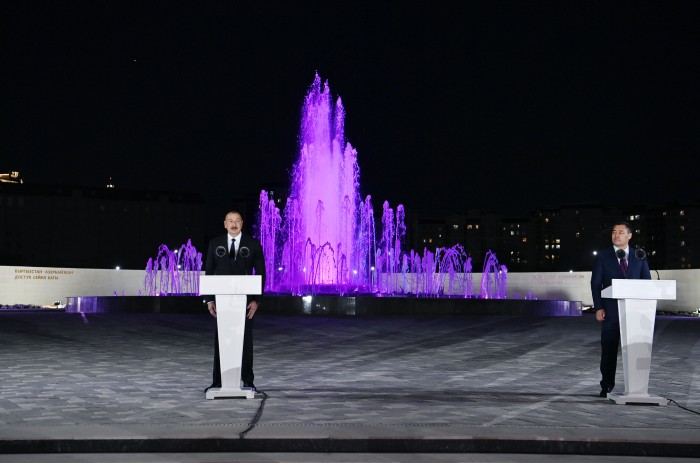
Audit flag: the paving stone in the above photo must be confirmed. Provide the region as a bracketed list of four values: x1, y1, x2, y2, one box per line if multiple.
[0, 312, 698, 457]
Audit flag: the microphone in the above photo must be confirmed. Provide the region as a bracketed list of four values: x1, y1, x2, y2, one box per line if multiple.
[238, 247, 250, 275]
[635, 247, 660, 280]
[616, 249, 626, 260]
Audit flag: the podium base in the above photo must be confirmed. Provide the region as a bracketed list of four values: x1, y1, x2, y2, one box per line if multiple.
[206, 387, 256, 400]
[608, 392, 668, 406]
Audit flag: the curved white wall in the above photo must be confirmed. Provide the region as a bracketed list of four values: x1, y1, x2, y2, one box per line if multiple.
[1, 266, 698, 312]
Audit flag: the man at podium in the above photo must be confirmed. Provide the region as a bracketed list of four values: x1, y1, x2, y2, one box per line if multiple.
[591, 220, 650, 397]
[203, 211, 266, 392]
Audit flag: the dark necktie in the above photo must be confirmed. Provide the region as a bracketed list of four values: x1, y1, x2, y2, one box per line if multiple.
[616, 249, 628, 278]
[230, 238, 236, 259]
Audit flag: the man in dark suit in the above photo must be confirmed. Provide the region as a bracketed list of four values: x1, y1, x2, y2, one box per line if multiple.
[204, 210, 266, 392]
[591, 220, 651, 397]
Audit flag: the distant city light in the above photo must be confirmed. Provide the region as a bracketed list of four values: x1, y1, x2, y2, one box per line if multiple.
[0, 171, 23, 184]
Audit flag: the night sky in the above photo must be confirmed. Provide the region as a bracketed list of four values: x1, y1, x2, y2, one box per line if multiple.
[3, 1, 699, 216]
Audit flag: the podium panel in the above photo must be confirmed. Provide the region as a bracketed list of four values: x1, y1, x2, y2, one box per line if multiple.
[200, 275, 262, 400]
[199, 275, 262, 298]
[602, 279, 676, 406]
[601, 279, 676, 301]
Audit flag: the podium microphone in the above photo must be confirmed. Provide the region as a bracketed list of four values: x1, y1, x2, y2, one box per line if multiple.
[239, 247, 250, 274]
[635, 247, 660, 280]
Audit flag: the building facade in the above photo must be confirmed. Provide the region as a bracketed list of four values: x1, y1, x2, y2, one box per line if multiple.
[1, 183, 206, 269]
[412, 203, 700, 272]
[3, 180, 698, 273]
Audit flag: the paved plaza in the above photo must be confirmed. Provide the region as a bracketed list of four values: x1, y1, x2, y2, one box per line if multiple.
[0, 310, 699, 461]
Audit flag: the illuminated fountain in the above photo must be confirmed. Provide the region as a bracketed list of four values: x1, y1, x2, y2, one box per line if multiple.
[258, 73, 371, 294]
[65, 240, 204, 314]
[479, 250, 507, 299]
[257, 73, 480, 297]
[144, 240, 202, 296]
[65, 74, 581, 316]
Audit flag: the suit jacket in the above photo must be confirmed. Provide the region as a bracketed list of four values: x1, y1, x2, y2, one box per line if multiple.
[591, 246, 651, 325]
[203, 233, 266, 304]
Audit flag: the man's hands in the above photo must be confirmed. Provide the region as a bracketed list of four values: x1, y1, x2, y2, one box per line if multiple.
[207, 301, 217, 318]
[247, 300, 259, 319]
[207, 300, 258, 319]
[595, 309, 606, 321]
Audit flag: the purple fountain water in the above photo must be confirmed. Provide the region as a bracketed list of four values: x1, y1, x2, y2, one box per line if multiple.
[144, 239, 202, 296]
[257, 73, 502, 297]
[259, 74, 372, 294]
[479, 250, 507, 299]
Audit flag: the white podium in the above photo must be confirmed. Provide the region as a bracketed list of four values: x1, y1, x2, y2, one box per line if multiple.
[200, 275, 262, 400]
[601, 279, 676, 405]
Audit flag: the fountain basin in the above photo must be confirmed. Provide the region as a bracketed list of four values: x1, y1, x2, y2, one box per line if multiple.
[65, 295, 581, 317]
